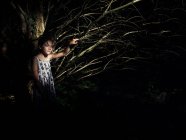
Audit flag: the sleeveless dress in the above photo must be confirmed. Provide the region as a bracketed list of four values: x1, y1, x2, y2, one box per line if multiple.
[32, 57, 56, 110]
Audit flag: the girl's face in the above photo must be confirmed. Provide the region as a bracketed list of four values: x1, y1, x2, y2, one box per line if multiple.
[41, 40, 54, 56]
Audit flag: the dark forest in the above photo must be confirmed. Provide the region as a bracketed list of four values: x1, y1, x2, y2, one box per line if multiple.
[0, 0, 186, 138]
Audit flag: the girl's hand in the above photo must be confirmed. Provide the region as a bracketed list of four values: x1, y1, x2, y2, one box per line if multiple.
[69, 38, 79, 45]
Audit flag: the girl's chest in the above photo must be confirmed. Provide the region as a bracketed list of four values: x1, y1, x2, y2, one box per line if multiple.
[38, 61, 51, 71]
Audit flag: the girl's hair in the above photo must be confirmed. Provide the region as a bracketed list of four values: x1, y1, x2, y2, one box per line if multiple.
[38, 33, 56, 48]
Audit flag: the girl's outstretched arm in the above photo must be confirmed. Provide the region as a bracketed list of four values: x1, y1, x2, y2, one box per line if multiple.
[50, 38, 79, 59]
[50, 47, 70, 59]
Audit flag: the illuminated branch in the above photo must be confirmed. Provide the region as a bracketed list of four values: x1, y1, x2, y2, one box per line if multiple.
[8, 0, 182, 85]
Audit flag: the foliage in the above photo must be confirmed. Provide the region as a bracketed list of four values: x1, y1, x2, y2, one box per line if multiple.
[0, 0, 186, 106]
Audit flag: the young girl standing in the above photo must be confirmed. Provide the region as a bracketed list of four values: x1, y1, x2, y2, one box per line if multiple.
[31, 34, 79, 112]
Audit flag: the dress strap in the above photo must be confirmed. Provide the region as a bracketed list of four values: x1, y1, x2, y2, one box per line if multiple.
[34, 56, 41, 61]
[34, 56, 50, 62]
[35, 56, 39, 61]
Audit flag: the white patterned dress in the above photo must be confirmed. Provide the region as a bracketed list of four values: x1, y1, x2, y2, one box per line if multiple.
[32, 57, 56, 109]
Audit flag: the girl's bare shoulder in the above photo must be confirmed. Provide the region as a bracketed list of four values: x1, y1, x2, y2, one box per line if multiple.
[35, 53, 51, 61]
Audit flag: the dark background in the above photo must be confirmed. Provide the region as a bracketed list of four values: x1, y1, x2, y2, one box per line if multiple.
[0, 0, 186, 138]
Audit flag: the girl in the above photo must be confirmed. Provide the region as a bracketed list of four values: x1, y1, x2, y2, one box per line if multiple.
[31, 35, 79, 111]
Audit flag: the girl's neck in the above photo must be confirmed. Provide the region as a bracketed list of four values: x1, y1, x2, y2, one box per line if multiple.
[42, 53, 48, 58]
[37, 53, 50, 61]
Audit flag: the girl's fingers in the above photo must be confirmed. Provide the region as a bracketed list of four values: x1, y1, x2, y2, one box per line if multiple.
[69, 38, 79, 45]
[74, 38, 79, 44]
[74, 38, 79, 41]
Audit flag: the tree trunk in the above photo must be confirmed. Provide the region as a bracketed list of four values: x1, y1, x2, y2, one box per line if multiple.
[18, 0, 45, 48]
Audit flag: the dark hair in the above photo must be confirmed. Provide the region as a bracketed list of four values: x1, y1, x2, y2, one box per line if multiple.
[38, 33, 56, 48]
